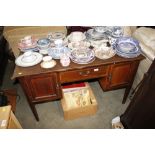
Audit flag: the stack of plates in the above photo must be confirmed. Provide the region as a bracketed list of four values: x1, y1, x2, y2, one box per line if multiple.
[18, 39, 38, 52]
[70, 48, 95, 64]
[15, 52, 43, 67]
[113, 37, 141, 58]
[85, 29, 109, 41]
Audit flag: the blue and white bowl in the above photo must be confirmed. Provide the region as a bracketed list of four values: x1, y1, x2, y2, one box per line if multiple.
[37, 38, 51, 50]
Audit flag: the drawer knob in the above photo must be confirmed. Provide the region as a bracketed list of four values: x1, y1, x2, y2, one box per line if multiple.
[79, 70, 90, 76]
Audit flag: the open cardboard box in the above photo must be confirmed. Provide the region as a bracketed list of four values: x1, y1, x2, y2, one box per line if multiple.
[61, 82, 98, 120]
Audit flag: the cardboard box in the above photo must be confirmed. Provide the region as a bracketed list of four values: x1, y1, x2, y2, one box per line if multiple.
[61, 82, 98, 120]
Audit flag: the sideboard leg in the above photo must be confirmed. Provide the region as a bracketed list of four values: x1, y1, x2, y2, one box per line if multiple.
[28, 103, 39, 121]
[122, 86, 131, 104]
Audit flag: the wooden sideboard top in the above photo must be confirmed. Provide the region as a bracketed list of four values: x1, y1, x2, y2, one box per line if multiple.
[12, 54, 145, 79]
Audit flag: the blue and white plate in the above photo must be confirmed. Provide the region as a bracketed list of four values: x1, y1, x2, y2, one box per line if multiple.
[113, 37, 141, 58]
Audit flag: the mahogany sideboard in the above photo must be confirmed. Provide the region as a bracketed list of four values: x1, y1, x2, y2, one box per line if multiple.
[13, 54, 144, 121]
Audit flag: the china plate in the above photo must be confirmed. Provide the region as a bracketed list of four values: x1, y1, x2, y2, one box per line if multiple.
[114, 37, 140, 54]
[15, 52, 43, 67]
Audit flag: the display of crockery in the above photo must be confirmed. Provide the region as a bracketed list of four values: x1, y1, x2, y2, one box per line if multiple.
[94, 46, 116, 60]
[68, 41, 90, 50]
[67, 31, 86, 42]
[15, 51, 43, 67]
[40, 56, 56, 69]
[70, 48, 95, 64]
[48, 46, 71, 59]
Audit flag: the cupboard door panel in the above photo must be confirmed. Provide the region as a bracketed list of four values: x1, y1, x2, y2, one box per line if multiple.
[20, 73, 61, 103]
[109, 63, 132, 87]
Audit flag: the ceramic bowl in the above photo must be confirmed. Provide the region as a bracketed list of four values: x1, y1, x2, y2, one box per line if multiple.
[67, 31, 86, 42]
[37, 38, 51, 50]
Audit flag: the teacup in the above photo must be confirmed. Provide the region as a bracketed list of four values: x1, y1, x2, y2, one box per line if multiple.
[22, 51, 36, 63]
[41, 56, 56, 68]
[21, 35, 32, 46]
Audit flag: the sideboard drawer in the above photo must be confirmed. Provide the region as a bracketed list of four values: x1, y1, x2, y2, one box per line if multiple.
[60, 66, 108, 83]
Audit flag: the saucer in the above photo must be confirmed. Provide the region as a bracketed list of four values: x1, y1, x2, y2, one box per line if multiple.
[40, 60, 56, 69]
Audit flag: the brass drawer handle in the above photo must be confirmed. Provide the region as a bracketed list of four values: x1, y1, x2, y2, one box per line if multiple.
[79, 70, 90, 76]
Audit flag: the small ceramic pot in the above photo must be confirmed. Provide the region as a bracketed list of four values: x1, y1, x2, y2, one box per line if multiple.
[60, 54, 70, 67]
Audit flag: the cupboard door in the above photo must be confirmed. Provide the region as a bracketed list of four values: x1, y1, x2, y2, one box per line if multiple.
[20, 73, 61, 103]
[109, 62, 132, 88]
[99, 61, 139, 90]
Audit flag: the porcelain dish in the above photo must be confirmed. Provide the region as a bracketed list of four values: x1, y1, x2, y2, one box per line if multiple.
[68, 41, 90, 50]
[48, 47, 71, 59]
[70, 48, 95, 64]
[15, 52, 43, 67]
[113, 37, 141, 58]
[18, 38, 38, 52]
[37, 38, 51, 49]
[93, 26, 107, 33]
[40, 56, 56, 69]
[95, 47, 116, 59]
[67, 32, 86, 42]
[48, 32, 65, 40]
[85, 29, 109, 41]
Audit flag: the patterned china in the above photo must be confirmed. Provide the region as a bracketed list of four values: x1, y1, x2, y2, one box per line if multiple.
[68, 41, 90, 50]
[93, 26, 107, 33]
[67, 31, 86, 42]
[113, 37, 141, 58]
[60, 53, 70, 67]
[94, 47, 116, 60]
[48, 32, 65, 40]
[48, 46, 71, 59]
[37, 38, 51, 50]
[18, 37, 38, 52]
[111, 26, 124, 38]
[70, 48, 95, 64]
[85, 29, 109, 41]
